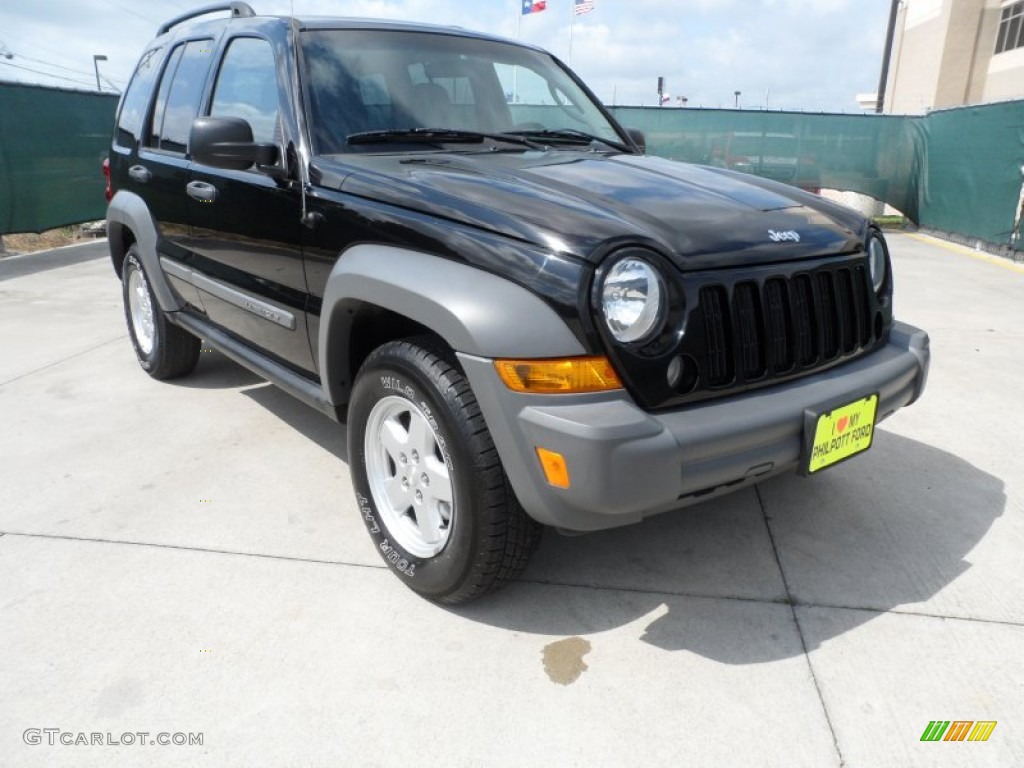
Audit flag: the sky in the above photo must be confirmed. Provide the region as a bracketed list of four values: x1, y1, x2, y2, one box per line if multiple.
[0, 0, 893, 112]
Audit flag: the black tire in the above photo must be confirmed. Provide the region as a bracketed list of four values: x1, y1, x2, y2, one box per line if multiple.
[122, 247, 200, 380]
[348, 337, 542, 603]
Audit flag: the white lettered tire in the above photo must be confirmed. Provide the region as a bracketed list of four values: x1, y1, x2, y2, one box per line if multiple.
[122, 247, 200, 380]
[348, 337, 541, 603]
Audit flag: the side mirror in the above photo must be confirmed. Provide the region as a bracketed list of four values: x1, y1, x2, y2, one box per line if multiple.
[626, 128, 646, 154]
[189, 116, 278, 171]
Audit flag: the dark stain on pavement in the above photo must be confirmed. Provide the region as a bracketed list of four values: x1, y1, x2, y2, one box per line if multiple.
[542, 636, 591, 685]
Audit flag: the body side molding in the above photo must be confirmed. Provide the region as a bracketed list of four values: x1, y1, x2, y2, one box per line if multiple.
[160, 257, 297, 330]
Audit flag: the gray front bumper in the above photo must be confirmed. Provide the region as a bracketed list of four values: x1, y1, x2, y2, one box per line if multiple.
[458, 321, 930, 532]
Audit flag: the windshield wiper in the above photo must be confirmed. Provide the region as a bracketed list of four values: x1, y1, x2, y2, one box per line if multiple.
[347, 128, 543, 149]
[507, 128, 631, 152]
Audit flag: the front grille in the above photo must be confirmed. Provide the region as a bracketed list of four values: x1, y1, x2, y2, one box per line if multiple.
[699, 263, 875, 389]
[701, 286, 732, 385]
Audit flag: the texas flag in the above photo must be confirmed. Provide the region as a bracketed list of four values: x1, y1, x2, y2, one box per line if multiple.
[522, 0, 547, 14]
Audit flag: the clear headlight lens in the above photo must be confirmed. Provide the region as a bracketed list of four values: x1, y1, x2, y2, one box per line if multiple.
[868, 235, 888, 293]
[601, 256, 665, 344]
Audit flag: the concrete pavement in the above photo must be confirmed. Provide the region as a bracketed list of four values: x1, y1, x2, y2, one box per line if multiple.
[1, 234, 1022, 766]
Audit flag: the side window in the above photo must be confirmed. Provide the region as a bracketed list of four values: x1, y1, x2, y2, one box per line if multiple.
[149, 39, 214, 154]
[116, 47, 163, 146]
[147, 45, 183, 148]
[210, 37, 280, 145]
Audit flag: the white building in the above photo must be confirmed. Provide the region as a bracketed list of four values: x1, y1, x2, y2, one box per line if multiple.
[885, 0, 1024, 113]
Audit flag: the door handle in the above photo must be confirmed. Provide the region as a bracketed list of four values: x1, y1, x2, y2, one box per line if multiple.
[186, 181, 218, 204]
[128, 165, 151, 183]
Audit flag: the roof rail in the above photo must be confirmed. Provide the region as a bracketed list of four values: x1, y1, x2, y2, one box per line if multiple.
[157, 2, 256, 36]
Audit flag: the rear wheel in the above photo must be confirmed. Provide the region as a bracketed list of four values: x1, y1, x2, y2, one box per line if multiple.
[348, 337, 541, 603]
[122, 247, 199, 380]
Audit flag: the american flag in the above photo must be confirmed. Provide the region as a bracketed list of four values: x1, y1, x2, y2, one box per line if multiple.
[574, 0, 595, 15]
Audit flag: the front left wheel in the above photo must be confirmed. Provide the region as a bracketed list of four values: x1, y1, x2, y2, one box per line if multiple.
[348, 337, 542, 603]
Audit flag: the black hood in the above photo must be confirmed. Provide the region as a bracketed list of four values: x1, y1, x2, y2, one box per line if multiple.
[311, 150, 867, 269]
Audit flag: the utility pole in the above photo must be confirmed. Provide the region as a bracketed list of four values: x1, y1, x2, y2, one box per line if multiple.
[93, 54, 107, 91]
[876, 0, 900, 113]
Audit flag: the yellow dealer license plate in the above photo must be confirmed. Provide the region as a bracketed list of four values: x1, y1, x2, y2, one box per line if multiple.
[805, 394, 879, 474]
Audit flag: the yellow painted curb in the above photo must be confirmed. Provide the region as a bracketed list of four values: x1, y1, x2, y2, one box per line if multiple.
[904, 232, 1024, 275]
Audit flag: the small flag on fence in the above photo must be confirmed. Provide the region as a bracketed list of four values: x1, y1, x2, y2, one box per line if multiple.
[522, 0, 547, 14]
[574, 0, 595, 15]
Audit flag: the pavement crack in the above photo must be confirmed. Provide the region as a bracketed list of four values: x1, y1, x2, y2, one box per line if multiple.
[796, 602, 1024, 629]
[0, 335, 126, 386]
[520, 575, 793, 607]
[756, 485, 845, 767]
[0, 531, 387, 571]
[5, 531, 1022, 630]
[520, 576, 1024, 628]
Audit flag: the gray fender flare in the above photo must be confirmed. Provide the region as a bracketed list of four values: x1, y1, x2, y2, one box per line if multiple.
[106, 189, 182, 312]
[319, 244, 586, 403]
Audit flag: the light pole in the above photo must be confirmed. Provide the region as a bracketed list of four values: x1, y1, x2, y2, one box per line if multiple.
[93, 55, 107, 91]
[734, 90, 741, 108]
[876, 0, 900, 113]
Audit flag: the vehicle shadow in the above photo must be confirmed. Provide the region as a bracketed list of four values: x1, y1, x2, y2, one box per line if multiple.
[170, 349, 348, 462]
[168, 350, 1005, 665]
[174, 346, 265, 390]
[449, 431, 1005, 664]
[242, 382, 348, 463]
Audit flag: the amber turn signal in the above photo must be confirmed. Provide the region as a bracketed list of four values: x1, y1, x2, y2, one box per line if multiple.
[494, 356, 623, 394]
[536, 447, 571, 488]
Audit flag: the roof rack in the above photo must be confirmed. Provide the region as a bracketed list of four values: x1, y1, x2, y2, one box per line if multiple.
[157, 2, 256, 36]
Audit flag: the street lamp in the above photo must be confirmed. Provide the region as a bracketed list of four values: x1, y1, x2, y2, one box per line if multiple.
[93, 54, 107, 91]
[734, 90, 741, 108]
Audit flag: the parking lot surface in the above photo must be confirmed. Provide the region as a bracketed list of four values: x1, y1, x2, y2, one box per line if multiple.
[1, 233, 1022, 767]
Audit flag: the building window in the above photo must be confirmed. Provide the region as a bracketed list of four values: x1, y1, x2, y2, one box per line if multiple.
[996, 1, 1024, 54]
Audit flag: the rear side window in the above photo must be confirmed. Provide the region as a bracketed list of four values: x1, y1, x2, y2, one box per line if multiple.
[147, 46, 184, 148]
[209, 37, 280, 145]
[116, 47, 163, 146]
[149, 39, 214, 154]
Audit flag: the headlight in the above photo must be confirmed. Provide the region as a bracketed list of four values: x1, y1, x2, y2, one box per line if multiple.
[600, 256, 665, 344]
[868, 234, 887, 293]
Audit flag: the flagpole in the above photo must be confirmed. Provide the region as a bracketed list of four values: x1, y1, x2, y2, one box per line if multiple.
[568, 1, 575, 67]
[515, 6, 521, 103]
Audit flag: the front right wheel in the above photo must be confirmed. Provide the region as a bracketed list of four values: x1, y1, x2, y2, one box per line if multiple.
[347, 337, 541, 603]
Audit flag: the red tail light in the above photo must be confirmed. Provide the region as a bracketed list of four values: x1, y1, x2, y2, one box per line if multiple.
[102, 157, 113, 202]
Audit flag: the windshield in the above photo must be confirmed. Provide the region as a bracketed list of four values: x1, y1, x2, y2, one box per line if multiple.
[300, 29, 624, 154]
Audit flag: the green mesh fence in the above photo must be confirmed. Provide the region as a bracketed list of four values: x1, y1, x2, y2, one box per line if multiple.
[607, 104, 1024, 250]
[607, 107, 922, 221]
[915, 102, 1024, 248]
[0, 83, 118, 235]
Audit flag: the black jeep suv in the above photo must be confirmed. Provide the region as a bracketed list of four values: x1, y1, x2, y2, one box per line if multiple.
[106, 2, 930, 602]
